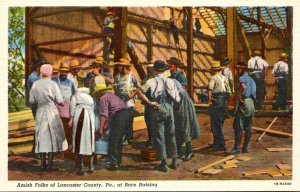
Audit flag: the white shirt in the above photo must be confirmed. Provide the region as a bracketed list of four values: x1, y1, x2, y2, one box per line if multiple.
[248, 56, 269, 73]
[68, 73, 78, 88]
[221, 67, 233, 81]
[272, 61, 288, 78]
[141, 73, 180, 103]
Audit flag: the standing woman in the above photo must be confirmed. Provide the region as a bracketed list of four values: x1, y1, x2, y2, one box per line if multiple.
[29, 64, 68, 171]
[68, 87, 95, 175]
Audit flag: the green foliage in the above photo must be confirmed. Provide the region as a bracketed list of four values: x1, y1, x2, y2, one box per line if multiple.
[8, 7, 25, 112]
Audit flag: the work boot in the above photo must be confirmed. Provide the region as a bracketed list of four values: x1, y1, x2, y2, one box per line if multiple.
[169, 158, 178, 170]
[177, 144, 184, 159]
[155, 159, 168, 172]
[47, 152, 58, 171]
[229, 131, 241, 155]
[88, 155, 95, 173]
[77, 155, 85, 175]
[184, 141, 194, 161]
[242, 131, 251, 153]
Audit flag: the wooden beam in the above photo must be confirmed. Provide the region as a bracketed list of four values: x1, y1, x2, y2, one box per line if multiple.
[25, 7, 33, 107]
[33, 36, 98, 47]
[266, 148, 292, 152]
[256, 116, 278, 141]
[195, 155, 235, 173]
[265, 7, 277, 27]
[113, 7, 128, 61]
[186, 7, 194, 100]
[127, 40, 146, 80]
[236, 15, 252, 60]
[39, 47, 96, 59]
[146, 25, 153, 62]
[252, 126, 292, 137]
[275, 7, 286, 28]
[32, 7, 83, 18]
[32, 19, 104, 38]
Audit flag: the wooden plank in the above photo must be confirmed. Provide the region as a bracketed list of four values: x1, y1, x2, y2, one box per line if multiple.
[39, 47, 97, 59]
[252, 127, 292, 137]
[9, 112, 33, 120]
[33, 36, 98, 46]
[276, 163, 292, 170]
[9, 121, 35, 131]
[9, 117, 33, 124]
[114, 7, 128, 61]
[194, 103, 210, 108]
[9, 143, 33, 155]
[32, 19, 104, 38]
[237, 14, 252, 60]
[266, 170, 283, 177]
[243, 169, 269, 176]
[256, 116, 278, 142]
[146, 25, 153, 62]
[266, 148, 292, 152]
[9, 110, 32, 117]
[221, 164, 238, 169]
[9, 136, 34, 145]
[195, 155, 235, 173]
[25, 7, 33, 107]
[278, 169, 292, 176]
[202, 168, 223, 175]
[186, 7, 194, 100]
[32, 7, 83, 18]
[225, 159, 239, 164]
[236, 156, 252, 161]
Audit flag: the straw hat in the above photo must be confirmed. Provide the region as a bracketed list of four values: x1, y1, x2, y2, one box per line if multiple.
[53, 66, 59, 73]
[93, 84, 113, 93]
[59, 63, 70, 72]
[252, 50, 262, 57]
[279, 52, 288, 60]
[107, 11, 113, 16]
[210, 61, 223, 71]
[113, 58, 132, 67]
[90, 56, 104, 67]
[69, 60, 81, 69]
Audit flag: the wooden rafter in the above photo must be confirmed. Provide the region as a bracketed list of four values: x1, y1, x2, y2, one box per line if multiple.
[265, 7, 277, 27]
[33, 36, 99, 47]
[204, 8, 223, 33]
[243, 7, 255, 32]
[197, 7, 216, 35]
[39, 47, 96, 59]
[236, 15, 252, 59]
[274, 7, 286, 28]
[249, 7, 256, 19]
[32, 7, 83, 18]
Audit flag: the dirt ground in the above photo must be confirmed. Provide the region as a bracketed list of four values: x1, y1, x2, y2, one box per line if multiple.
[8, 114, 292, 180]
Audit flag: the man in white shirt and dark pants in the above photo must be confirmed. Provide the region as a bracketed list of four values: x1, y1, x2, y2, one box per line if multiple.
[247, 50, 269, 111]
[272, 53, 289, 110]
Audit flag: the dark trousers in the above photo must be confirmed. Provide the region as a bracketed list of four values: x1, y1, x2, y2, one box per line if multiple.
[144, 106, 152, 141]
[124, 107, 134, 141]
[150, 103, 177, 160]
[251, 72, 265, 110]
[108, 109, 131, 166]
[273, 78, 287, 110]
[210, 93, 227, 148]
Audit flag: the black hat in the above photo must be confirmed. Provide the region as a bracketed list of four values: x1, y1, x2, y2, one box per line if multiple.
[166, 57, 183, 67]
[32, 59, 48, 68]
[221, 57, 232, 66]
[153, 60, 169, 71]
[235, 61, 248, 70]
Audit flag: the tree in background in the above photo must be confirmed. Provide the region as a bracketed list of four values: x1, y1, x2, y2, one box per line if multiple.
[8, 7, 25, 112]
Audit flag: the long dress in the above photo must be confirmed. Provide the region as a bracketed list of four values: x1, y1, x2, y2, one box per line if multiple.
[70, 91, 95, 155]
[173, 79, 201, 146]
[29, 78, 68, 153]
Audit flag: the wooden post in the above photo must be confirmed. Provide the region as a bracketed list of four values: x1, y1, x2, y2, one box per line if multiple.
[186, 7, 194, 100]
[25, 7, 33, 107]
[286, 7, 293, 101]
[113, 7, 128, 61]
[146, 25, 153, 62]
[226, 7, 238, 106]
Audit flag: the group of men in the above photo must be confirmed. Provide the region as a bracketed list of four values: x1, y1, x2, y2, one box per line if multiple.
[27, 55, 201, 173]
[208, 50, 289, 154]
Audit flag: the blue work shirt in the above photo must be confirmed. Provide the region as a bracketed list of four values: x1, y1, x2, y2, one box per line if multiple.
[170, 71, 188, 87]
[52, 78, 76, 100]
[239, 73, 256, 99]
[27, 71, 40, 90]
[84, 70, 112, 87]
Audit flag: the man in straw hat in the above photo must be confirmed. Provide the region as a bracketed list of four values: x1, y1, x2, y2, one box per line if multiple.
[52, 62, 76, 146]
[29, 64, 68, 171]
[113, 58, 140, 145]
[103, 11, 119, 62]
[93, 83, 156, 171]
[166, 57, 188, 89]
[135, 60, 181, 172]
[272, 52, 289, 110]
[229, 62, 256, 155]
[247, 50, 269, 111]
[84, 56, 113, 91]
[68, 60, 81, 89]
[208, 61, 231, 152]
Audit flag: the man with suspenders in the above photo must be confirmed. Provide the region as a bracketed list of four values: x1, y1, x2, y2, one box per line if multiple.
[247, 50, 269, 111]
[272, 53, 289, 110]
[208, 61, 232, 152]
